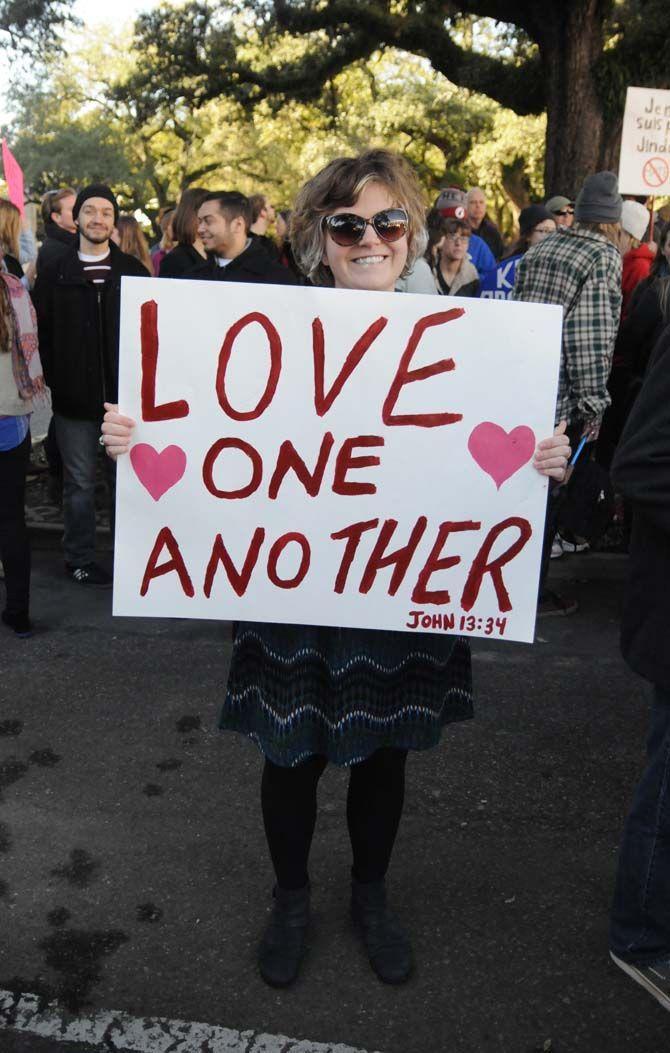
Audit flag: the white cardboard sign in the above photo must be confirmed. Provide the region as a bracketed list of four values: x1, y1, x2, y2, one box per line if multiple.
[619, 86, 670, 195]
[113, 278, 562, 643]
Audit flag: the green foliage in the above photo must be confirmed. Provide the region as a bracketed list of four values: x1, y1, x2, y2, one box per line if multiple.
[0, 0, 75, 56]
[465, 108, 546, 229]
[8, 18, 544, 236]
[118, 0, 670, 192]
[597, 0, 670, 122]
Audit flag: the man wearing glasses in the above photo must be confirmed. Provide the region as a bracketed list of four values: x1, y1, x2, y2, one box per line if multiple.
[546, 195, 575, 228]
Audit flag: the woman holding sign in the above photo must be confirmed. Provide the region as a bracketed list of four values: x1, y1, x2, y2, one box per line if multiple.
[102, 151, 569, 988]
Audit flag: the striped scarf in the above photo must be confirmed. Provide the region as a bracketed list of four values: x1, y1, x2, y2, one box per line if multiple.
[0, 269, 43, 400]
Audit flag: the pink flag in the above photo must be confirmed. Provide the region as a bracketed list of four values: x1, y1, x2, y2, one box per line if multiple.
[2, 139, 24, 216]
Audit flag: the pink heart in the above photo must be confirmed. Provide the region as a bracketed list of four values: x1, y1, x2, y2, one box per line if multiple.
[130, 443, 187, 501]
[468, 422, 536, 489]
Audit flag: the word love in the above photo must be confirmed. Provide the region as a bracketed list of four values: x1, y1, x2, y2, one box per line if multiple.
[140, 514, 532, 614]
[140, 300, 466, 429]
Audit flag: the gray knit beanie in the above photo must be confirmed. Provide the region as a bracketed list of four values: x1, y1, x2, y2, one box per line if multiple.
[574, 171, 622, 224]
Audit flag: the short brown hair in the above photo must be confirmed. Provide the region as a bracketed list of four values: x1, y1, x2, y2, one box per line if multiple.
[291, 149, 427, 286]
[248, 193, 268, 225]
[201, 191, 252, 233]
[441, 217, 471, 238]
[41, 186, 75, 227]
[172, 187, 209, 246]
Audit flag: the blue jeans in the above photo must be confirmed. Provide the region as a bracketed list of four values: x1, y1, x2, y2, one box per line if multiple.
[610, 685, 670, 965]
[54, 414, 114, 567]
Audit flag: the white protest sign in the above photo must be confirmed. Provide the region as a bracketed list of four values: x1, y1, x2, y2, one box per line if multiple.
[619, 86, 670, 195]
[113, 278, 561, 643]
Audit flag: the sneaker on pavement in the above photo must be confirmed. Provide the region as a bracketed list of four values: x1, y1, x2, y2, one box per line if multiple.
[610, 951, 670, 1011]
[66, 563, 112, 587]
[550, 538, 564, 559]
[557, 533, 590, 554]
[537, 589, 578, 617]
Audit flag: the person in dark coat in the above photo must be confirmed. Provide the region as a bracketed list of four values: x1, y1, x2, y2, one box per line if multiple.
[35, 189, 79, 502]
[609, 323, 670, 1011]
[158, 188, 208, 278]
[596, 273, 670, 475]
[248, 192, 281, 262]
[480, 205, 556, 302]
[596, 225, 670, 469]
[187, 190, 294, 286]
[33, 183, 149, 586]
[466, 187, 505, 259]
[36, 187, 77, 273]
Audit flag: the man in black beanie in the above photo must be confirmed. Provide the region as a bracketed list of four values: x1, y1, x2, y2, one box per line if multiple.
[512, 171, 623, 615]
[33, 184, 150, 586]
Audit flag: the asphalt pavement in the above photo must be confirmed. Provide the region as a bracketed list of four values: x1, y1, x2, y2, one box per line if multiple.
[1, 538, 668, 1053]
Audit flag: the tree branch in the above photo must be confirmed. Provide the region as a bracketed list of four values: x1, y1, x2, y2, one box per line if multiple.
[269, 0, 543, 114]
[183, 161, 223, 185]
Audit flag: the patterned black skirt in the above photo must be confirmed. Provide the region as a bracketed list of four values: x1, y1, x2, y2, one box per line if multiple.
[220, 621, 473, 768]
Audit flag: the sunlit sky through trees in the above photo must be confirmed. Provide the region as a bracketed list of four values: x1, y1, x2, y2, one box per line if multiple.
[0, 0, 163, 122]
[74, 0, 160, 26]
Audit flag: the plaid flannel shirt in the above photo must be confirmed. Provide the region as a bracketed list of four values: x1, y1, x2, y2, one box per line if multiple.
[512, 226, 622, 425]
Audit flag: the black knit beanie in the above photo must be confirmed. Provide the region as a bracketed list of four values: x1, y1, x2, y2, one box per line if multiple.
[574, 172, 622, 224]
[72, 184, 119, 224]
[519, 204, 555, 236]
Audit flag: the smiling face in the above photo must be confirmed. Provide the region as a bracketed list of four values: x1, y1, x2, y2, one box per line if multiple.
[322, 181, 408, 293]
[197, 200, 247, 258]
[553, 207, 574, 229]
[77, 198, 116, 245]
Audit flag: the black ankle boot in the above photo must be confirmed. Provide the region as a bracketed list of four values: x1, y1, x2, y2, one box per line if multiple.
[258, 884, 310, 987]
[2, 610, 32, 638]
[351, 876, 413, 984]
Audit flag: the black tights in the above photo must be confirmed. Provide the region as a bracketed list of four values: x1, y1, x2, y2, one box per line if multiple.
[261, 748, 408, 890]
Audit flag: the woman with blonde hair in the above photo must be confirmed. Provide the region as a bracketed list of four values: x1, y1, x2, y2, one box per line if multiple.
[0, 199, 23, 279]
[0, 264, 44, 637]
[112, 215, 153, 276]
[102, 149, 569, 988]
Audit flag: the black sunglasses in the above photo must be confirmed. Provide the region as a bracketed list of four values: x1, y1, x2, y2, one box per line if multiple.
[555, 208, 574, 216]
[323, 208, 409, 246]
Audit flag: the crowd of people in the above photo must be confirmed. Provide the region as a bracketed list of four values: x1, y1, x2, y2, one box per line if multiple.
[1, 150, 670, 1010]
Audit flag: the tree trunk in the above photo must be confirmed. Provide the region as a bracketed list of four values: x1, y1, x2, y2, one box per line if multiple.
[600, 115, 624, 174]
[537, 1, 607, 198]
[501, 156, 533, 210]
